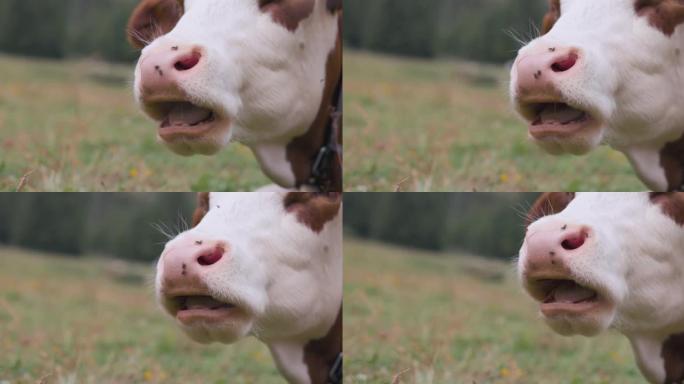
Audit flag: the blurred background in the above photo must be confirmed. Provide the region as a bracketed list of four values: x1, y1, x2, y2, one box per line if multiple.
[343, 193, 643, 383]
[0, 0, 139, 62]
[0, 1, 269, 192]
[344, 0, 643, 192]
[0, 193, 284, 383]
[0, 193, 193, 260]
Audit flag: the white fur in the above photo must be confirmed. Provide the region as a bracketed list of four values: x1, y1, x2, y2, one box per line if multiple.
[511, 0, 684, 190]
[134, 0, 340, 188]
[156, 192, 342, 383]
[519, 192, 684, 383]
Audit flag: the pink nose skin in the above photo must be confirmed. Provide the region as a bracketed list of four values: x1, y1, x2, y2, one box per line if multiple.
[139, 44, 203, 100]
[161, 237, 228, 290]
[515, 47, 580, 99]
[524, 223, 591, 275]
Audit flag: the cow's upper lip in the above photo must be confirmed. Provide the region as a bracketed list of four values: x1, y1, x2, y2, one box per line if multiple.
[518, 99, 599, 140]
[527, 277, 605, 316]
[142, 97, 229, 142]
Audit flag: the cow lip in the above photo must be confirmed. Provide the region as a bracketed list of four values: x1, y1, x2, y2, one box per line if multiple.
[169, 294, 238, 320]
[519, 100, 599, 140]
[529, 278, 604, 315]
[142, 98, 229, 141]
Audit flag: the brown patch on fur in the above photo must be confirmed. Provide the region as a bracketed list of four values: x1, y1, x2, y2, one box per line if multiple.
[542, 0, 561, 34]
[526, 192, 576, 227]
[327, 0, 342, 12]
[660, 133, 684, 191]
[662, 332, 684, 383]
[650, 192, 684, 225]
[286, 14, 342, 191]
[127, 0, 184, 49]
[260, 0, 316, 32]
[635, 0, 684, 36]
[304, 306, 342, 384]
[192, 192, 210, 227]
[283, 192, 341, 233]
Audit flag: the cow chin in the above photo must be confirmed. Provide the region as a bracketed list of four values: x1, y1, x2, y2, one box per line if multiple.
[544, 307, 615, 337]
[533, 126, 604, 156]
[180, 317, 254, 345]
[160, 125, 232, 156]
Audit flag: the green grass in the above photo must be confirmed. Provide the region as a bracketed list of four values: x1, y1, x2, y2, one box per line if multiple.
[0, 247, 283, 384]
[344, 238, 643, 383]
[343, 51, 644, 191]
[0, 54, 269, 191]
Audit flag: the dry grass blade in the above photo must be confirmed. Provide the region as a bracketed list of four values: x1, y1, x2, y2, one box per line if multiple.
[15, 169, 35, 192]
[391, 368, 411, 384]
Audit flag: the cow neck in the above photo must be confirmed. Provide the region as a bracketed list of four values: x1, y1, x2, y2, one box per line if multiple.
[267, 305, 342, 384]
[659, 132, 684, 191]
[285, 18, 342, 192]
[628, 327, 684, 384]
[303, 306, 342, 384]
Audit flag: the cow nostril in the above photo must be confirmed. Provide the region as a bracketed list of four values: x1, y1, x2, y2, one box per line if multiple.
[551, 53, 578, 72]
[561, 231, 587, 251]
[174, 51, 201, 71]
[197, 246, 223, 266]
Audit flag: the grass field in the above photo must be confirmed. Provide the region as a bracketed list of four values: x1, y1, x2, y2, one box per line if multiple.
[0, 54, 269, 191]
[344, 51, 644, 191]
[0, 247, 283, 384]
[344, 239, 643, 383]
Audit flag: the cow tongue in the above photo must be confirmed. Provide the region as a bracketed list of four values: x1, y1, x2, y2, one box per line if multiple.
[552, 281, 596, 303]
[167, 102, 213, 126]
[185, 296, 228, 310]
[539, 103, 585, 124]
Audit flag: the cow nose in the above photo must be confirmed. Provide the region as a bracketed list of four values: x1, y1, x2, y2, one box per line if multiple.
[174, 51, 201, 71]
[524, 223, 591, 272]
[161, 238, 229, 287]
[139, 44, 204, 98]
[197, 246, 224, 266]
[515, 47, 581, 97]
[551, 52, 578, 72]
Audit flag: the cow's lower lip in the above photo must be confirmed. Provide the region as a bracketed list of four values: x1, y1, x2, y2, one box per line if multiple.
[172, 295, 238, 324]
[176, 307, 238, 324]
[532, 278, 603, 316]
[524, 102, 598, 140]
[157, 116, 226, 142]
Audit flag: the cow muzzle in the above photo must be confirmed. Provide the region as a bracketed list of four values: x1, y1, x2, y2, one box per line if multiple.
[512, 45, 603, 154]
[137, 42, 232, 155]
[520, 221, 616, 334]
[157, 236, 252, 334]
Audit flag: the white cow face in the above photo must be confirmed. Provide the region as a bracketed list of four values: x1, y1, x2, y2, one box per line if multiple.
[519, 192, 684, 337]
[129, 0, 340, 158]
[155, 192, 342, 345]
[510, 0, 684, 159]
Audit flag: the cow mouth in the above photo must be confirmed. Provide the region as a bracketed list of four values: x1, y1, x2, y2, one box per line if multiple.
[528, 278, 603, 316]
[521, 101, 598, 140]
[170, 294, 238, 323]
[143, 100, 228, 142]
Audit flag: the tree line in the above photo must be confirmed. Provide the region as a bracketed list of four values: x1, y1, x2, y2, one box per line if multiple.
[344, 193, 539, 259]
[345, 0, 548, 63]
[0, 194, 194, 262]
[0, 0, 140, 62]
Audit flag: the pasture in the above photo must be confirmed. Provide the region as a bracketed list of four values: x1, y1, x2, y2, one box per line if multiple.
[0, 55, 269, 192]
[0, 247, 282, 384]
[344, 51, 644, 191]
[344, 238, 642, 383]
